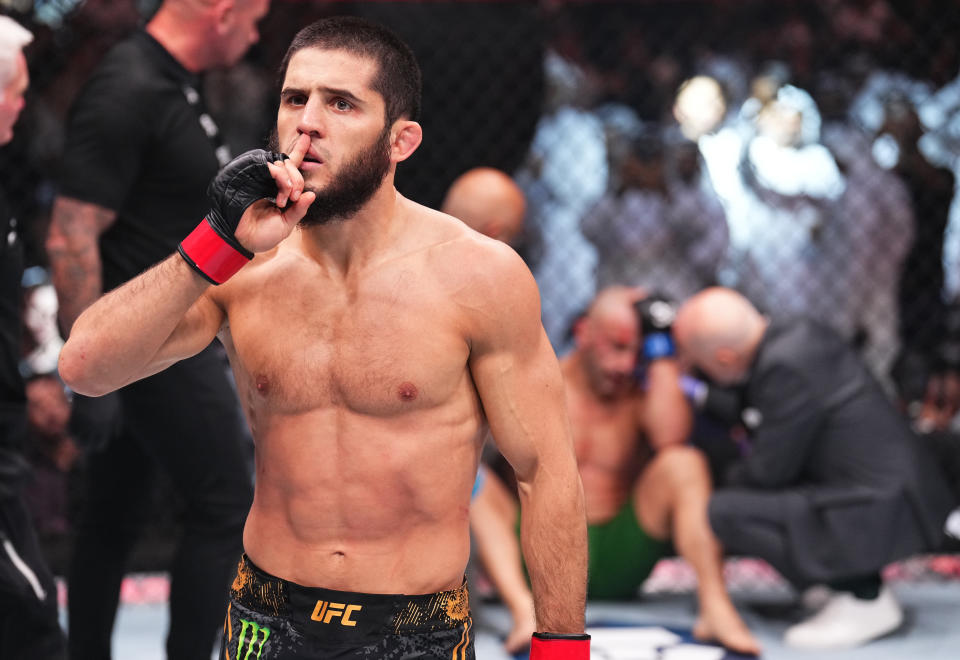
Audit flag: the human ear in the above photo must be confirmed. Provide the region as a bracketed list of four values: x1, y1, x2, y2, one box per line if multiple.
[390, 121, 423, 162]
[213, 0, 237, 36]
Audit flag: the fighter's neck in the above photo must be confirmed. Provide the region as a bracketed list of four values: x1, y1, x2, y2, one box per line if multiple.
[561, 352, 599, 401]
[296, 186, 408, 275]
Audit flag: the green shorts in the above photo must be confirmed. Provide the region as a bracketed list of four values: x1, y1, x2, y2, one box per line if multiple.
[586, 499, 672, 600]
[515, 499, 670, 601]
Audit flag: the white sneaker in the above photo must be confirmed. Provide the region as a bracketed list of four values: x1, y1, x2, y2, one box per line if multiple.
[784, 586, 903, 649]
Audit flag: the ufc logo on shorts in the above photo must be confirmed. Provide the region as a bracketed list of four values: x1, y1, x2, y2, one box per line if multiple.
[311, 600, 362, 626]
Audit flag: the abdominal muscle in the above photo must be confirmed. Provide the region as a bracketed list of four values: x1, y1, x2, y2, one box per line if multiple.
[241, 410, 479, 595]
[579, 463, 633, 525]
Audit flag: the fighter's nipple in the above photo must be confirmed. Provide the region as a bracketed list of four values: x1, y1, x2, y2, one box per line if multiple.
[397, 381, 418, 402]
[255, 374, 270, 396]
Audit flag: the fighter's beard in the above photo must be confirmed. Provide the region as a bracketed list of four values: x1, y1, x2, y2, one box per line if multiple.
[269, 126, 392, 226]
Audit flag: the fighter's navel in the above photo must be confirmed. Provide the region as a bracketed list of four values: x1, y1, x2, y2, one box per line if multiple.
[397, 381, 418, 402]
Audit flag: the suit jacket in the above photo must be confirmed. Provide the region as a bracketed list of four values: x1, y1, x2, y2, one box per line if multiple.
[725, 320, 955, 579]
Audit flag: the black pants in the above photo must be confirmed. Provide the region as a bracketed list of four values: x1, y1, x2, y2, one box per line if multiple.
[0, 493, 66, 659]
[710, 485, 929, 589]
[68, 345, 254, 660]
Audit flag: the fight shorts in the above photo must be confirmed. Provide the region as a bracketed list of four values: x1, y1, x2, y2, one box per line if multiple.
[220, 555, 474, 660]
[587, 498, 672, 600]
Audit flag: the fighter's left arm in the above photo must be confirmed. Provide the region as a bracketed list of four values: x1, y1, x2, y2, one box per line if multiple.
[466, 241, 587, 639]
[640, 359, 694, 451]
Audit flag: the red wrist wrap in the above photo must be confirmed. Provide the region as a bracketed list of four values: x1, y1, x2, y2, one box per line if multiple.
[178, 218, 250, 284]
[529, 634, 591, 660]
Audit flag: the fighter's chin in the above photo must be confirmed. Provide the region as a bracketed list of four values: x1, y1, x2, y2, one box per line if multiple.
[303, 166, 338, 191]
[596, 377, 630, 399]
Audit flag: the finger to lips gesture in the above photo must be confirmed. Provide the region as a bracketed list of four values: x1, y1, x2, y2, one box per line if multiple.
[269, 133, 312, 210]
[237, 134, 316, 252]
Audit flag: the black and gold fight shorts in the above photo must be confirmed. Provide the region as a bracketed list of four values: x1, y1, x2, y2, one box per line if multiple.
[220, 555, 474, 660]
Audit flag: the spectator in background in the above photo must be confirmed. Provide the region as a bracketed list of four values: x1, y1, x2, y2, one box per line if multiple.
[472, 287, 761, 656]
[673, 75, 759, 291]
[515, 50, 607, 355]
[44, 1, 268, 658]
[675, 75, 855, 337]
[738, 84, 851, 327]
[673, 75, 744, 187]
[921, 64, 960, 307]
[0, 14, 66, 659]
[820, 94, 914, 394]
[673, 287, 956, 650]
[23, 374, 77, 540]
[440, 167, 526, 245]
[17, 268, 76, 547]
[582, 127, 727, 301]
[877, 97, 959, 422]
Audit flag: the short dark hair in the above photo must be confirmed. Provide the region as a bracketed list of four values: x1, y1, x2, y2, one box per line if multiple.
[279, 16, 422, 125]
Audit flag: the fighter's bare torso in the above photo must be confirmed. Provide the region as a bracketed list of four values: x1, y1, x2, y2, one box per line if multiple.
[209, 203, 496, 594]
[562, 359, 647, 525]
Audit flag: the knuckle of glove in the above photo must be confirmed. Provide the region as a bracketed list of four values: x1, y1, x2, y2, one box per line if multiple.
[635, 294, 677, 333]
[208, 150, 290, 230]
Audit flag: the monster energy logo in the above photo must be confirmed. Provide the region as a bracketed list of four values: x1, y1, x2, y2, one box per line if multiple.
[236, 619, 271, 660]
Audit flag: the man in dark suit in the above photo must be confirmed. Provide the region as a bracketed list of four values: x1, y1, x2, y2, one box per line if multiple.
[672, 287, 956, 650]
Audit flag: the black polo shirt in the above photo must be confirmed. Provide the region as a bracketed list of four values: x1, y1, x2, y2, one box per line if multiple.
[0, 185, 27, 454]
[59, 30, 228, 291]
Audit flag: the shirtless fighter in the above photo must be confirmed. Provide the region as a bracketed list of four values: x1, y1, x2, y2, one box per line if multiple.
[58, 16, 588, 660]
[472, 286, 760, 655]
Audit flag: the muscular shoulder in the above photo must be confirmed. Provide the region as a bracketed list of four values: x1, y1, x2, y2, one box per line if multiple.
[409, 203, 541, 344]
[431, 211, 536, 300]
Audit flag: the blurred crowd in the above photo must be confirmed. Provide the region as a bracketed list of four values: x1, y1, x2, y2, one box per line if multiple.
[516, 0, 960, 423]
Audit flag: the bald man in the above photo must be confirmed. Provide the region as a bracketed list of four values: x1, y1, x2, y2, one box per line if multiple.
[46, 2, 269, 658]
[473, 286, 760, 655]
[673, 287, 956, 649]
[440, 167, 526, 244]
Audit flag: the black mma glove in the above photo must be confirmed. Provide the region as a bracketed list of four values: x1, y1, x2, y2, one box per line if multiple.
[634, 293, 678, 361]
[178, 149, 288, 284]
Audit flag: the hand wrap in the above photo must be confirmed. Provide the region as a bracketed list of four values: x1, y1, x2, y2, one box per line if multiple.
[178, 149, 287, 284]
[529, 632, 591, 659]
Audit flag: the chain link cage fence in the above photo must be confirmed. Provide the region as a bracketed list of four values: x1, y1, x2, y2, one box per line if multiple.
[3, 0, 959, 580]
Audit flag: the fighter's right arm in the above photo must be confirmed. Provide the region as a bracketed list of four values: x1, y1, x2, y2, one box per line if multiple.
[59, 136, 315, 396]
[634, 295, 691, 450]
[58, 254, 224, 396]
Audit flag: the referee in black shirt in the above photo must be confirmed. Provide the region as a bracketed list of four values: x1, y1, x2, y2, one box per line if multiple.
[46, 2, 268, 658]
